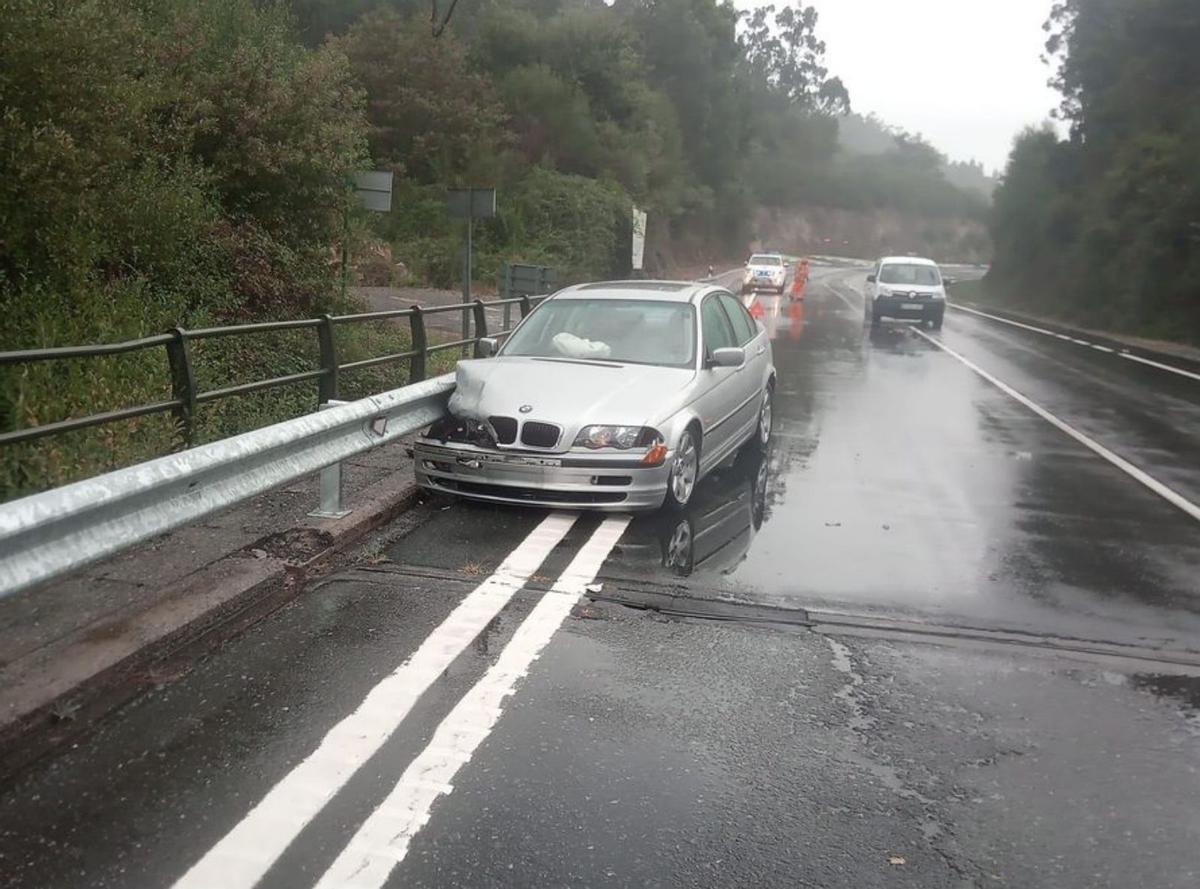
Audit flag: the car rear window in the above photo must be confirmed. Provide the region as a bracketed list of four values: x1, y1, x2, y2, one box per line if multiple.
[749, 255, 782, 266]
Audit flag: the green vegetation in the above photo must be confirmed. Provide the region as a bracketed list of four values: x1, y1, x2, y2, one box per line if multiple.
[1, 0, 990, 498]
[329, 0, 987, 277]
[988, 0, 1200, 343]
[0, 0, 391, 497]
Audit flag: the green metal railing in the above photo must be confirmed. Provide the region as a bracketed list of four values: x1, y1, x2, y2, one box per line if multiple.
[0, 295, 542, 451]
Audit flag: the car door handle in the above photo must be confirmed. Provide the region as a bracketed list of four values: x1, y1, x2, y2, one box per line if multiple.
[755, 346, 766, 356]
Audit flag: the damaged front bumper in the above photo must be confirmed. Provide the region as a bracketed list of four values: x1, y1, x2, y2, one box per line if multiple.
[413, 438, 672, 511]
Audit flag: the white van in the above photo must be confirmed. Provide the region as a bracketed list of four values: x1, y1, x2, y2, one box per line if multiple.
[865, 256, 946, 329]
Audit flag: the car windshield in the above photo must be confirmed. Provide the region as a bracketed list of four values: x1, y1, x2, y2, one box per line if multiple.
[749, 254, 783, 266]
[500, 298, 695, 368]
[879, 263, 941, 285]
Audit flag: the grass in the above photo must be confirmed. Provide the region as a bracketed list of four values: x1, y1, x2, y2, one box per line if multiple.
[0, 302, 462, 502]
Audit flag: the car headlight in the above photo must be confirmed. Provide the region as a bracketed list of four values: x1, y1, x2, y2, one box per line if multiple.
[575, 425, 652, 450]
[877, 287, 892, 298]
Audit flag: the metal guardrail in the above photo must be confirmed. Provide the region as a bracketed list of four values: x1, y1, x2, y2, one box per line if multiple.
[0, 374, 456, 599]
[0, 295, 543, 450]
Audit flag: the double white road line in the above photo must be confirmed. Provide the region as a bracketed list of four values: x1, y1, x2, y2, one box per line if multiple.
[175, 511, 630, 889]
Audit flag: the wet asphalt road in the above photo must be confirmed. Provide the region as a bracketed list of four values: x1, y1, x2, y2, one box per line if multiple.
[2, 265, 1200, 888]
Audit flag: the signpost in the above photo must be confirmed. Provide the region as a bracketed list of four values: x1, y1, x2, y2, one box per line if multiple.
[448, 187, 497, 348]
[342, 171, 394, 299]
[631, 206, 648, 274]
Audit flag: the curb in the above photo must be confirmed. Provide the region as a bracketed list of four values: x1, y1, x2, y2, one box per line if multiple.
[0, 470, 424, 784]
[949, 297, 1200, 376]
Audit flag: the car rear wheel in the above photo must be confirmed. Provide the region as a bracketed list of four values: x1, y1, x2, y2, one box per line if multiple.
[665, 429, 699, 510]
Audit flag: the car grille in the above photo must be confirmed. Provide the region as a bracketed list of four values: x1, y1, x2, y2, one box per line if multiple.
[489, 416, 517, 444]
[440, 479, 626, 505]
[520, 421, 561, 449]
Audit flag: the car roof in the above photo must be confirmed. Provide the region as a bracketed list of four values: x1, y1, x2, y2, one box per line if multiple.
[879, 255, 939, 266]
[553, 280, 718, 303]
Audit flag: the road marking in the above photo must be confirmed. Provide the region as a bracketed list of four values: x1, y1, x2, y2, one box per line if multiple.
[829, 283, 862, 313]
[949, 303, 1200, 382]
[172, 511, 579, 889]
[1119, 351, 1200, 382]
[948, 303, 1063, 337]
[913, 329, 1200, 524]
[315, 514, 632, 889]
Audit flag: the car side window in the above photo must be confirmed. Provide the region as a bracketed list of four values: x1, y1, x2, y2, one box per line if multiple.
[701, 295, 737, 357]
[718, 293, 755, 345]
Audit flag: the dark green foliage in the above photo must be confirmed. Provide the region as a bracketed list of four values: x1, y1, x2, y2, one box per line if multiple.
[0, 0, 377, 496]
[989, 0, 1200, 341]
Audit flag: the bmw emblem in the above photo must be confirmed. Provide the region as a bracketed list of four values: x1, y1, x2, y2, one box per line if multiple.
[518, 404, 533, 414]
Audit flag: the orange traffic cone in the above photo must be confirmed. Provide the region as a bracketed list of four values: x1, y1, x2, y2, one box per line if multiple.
[749, 299, 765, 319]
[790, 259, 810, 300]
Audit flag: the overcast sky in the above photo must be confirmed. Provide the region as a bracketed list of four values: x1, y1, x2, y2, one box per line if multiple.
[734, 0, 1062, 173]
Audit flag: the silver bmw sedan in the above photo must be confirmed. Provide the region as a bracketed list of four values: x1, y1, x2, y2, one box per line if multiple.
[413, 281, 775, 511]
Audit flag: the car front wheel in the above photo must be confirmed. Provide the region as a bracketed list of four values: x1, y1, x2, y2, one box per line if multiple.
[664, 429, 699, 510]
[752, 386, 773, 453]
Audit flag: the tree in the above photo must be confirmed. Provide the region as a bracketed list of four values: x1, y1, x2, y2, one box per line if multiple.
[338, 9, 504, 182]
[737, 3, 848, 113]
[992, 0, 1200, 339]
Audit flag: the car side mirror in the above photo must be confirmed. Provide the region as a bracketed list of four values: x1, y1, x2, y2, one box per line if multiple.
[477, 336, 499, 358]
[708, 346, 746, 369]
[866, 273, 876, 283]
[942, 276, 957, 286]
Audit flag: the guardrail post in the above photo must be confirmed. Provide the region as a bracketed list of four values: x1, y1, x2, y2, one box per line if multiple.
[472, 299, 488, 357]
[409, 305, 427, 383]
[519, 295, 531, 318]
[165, 327, 196, 450]
[317, 313, 339, 405]
[308, 400, 351, 519]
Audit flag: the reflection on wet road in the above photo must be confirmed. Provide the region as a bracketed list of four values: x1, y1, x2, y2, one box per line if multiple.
[604, 266, 1200, 649]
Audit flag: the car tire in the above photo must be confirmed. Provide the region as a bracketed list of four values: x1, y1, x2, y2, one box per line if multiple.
[750, 385, 773, 454]
[664, 428, 700, 511]
[736, 385, 773, 472]
[930, 311, 944, 330]
[870, 309, 882, 328]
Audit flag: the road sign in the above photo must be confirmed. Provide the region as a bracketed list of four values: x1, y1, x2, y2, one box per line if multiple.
[353, 171, 393, 212]
[447, 188, 496, 219]
[501, 264, 557, 298]
[631, 206, 647, 271]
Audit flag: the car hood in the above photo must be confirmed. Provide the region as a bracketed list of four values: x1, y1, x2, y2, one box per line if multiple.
[448, 357, 696, 444]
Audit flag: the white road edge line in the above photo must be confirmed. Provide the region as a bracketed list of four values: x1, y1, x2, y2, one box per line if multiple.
[172, 510, 580, 889]
[1119, 351, 1200, 382]
[315, 514, 633, 889]
[913, 328, 1200, 524]
[949, 303, 1200, 382]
